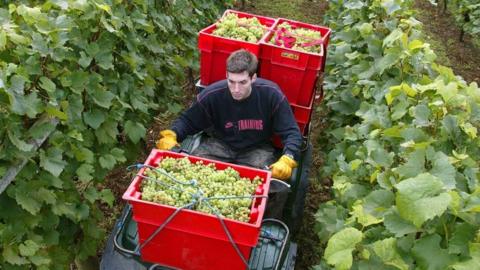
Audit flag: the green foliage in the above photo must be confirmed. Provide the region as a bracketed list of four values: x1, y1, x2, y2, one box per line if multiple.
[450, 0, 480, 40]
[316, 0, 480, 269]
[0, 0, 229, 268]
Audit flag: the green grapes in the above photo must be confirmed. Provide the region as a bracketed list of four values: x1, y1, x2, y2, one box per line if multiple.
[141, 157, 263, 223]
[212, 13, 267, 43]
[270, 22, 323, 54]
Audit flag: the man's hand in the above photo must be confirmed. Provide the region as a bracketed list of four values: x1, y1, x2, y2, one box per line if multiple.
[269, 154, 297, 180]
[156, 130, 179, 150]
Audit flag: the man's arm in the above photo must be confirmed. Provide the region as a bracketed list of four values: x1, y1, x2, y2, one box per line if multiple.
[272, 98, 303, 160]
[171, 98, 212, 142]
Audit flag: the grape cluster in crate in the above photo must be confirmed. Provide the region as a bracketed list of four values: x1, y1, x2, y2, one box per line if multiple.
[141, 157, 262, 223]
[213, 13, 266, 43]
[269, 22, 323, 53]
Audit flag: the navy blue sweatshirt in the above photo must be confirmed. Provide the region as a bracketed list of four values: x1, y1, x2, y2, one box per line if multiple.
[171, 78, 302, 159]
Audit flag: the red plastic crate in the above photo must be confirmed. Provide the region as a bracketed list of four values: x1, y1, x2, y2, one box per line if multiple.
[272, 92, 315, 148]
[259, 18, 331, 106]
[198, 10, 276, 86]
[122, 150, 271, 270]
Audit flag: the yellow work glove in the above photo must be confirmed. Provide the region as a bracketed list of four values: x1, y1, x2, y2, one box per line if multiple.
[156, 130, 179, 150]
[269, 154, 297, 180]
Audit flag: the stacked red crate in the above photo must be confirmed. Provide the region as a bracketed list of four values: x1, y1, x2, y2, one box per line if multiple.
[198, 10, 276, 86]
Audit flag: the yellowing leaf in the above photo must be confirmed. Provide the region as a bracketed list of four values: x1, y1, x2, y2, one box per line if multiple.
[385, 92, 394, 105]
[452, 150, 469, 160]
[401, 83, 417, 97]
[350, 159, 362, 171]
[351, 203, 383, 227]
[437, 81, 458, 102]
[45, 106, 68, 121]
[95, 3, 112, 14]
[408, 39, 424, 51]
[461, 122, 477, 138]
[324, 228, 363, 270]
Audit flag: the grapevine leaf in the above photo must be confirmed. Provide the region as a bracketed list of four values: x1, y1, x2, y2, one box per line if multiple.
[76, 163, 94, 183]
[381, 0, 402, 15]
[100, 189, 114, 207]
[15, 185, 42, 215]
[371, 238, 409, 270]
[40, 148, 67, 177]
[437, 81, 458, 103]
[37, 188, 56, 205]
[51, 202, 77, 221]
[110, 148, 126, 163]
[442, 115, 461, 140]
[408, 39, 424, 51]
[449, 222, 477, 255]
[396, 149, 425, 179]
[7, 130, 34, 152]
[383, 125, 403, 138]
[412, 234, 456, 270]
[19, 240, 39, 257]
[95, 51, 114, 70]
[327, 90, 360, 115]
[363, 190, 395, 216]
[9, 75, 26, 94]
[413, 104, 430, 127]
[451, 243, 480, 270]
[99, 154, 116, 170]
[461, 122, 477, 139]
[11, 92, 44, 118]
[324, 227, 363, 270]
[395, 173, 451, 228]
[344, 1, 365, 9]
[124, 120, 146, 143]
[428, 151, 456, 190]
[2, 245, 29, 265]
[95, 120, 118, 144]
[391, 98, 409, 120]
[370, 148, 394, 168]
[28, 120, 56, 140]
[383, 29, 403, 48]
[84, 187, 99, 204]
[464, 167, 478, 192]
[351, 203, 383, 227]
[384, 210, 418, 237]
[29, 253, 51, 266]
[91, 89, 115, 109]
[69, 71, 89, 94]
[375, 51, 401, 75]
[76, 203, 90, 221]
[74, 147, 94, 164]
[314, 202, 348, 240]
[39, 77, 56, 93]
[83, 109, 106, 129]
[45, 106, 68, 120]
[78, 51, 92, 68]
[44, 230, 59, 245]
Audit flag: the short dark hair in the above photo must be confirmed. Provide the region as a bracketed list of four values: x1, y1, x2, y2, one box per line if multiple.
[226, 49, 258, 77]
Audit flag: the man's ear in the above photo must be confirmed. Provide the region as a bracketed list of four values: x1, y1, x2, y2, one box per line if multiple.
[251, 73, 257, 82]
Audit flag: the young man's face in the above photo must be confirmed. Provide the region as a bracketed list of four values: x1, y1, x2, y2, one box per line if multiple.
[227, 71, 257, 101]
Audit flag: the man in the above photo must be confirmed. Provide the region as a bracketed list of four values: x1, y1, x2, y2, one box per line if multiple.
[156, 49, 302, 180]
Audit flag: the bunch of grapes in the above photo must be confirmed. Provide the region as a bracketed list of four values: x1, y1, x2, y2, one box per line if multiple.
[212, 13, 267, 43]
[270, 22, 323, 53]
[141, 157, 263, 223]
